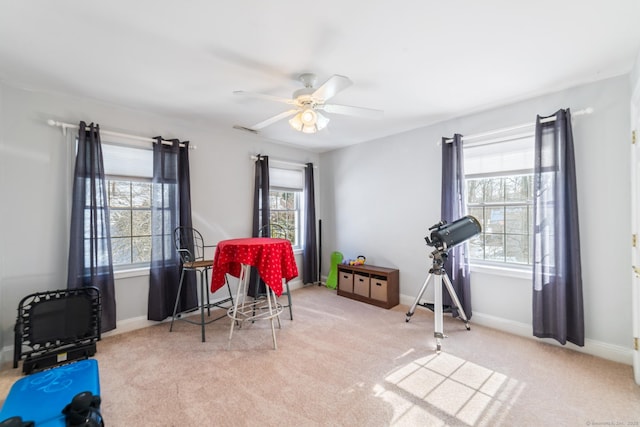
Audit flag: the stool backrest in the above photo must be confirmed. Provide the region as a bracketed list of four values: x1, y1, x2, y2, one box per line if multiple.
[173, 227, 206, 263]
[258, 223, 289, 240]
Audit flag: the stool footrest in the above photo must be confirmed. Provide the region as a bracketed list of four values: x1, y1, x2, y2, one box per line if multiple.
[227, 300, 283, 323]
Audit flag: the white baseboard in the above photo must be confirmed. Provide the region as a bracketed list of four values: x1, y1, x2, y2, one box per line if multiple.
[288, 278, 304, 290]
[470, 312, 633, 366]
[1, 346, 13, 368]
[400, 291, 632, 366]
[102, 316, 160, 338]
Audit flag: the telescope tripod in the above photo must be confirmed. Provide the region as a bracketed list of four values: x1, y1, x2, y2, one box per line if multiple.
[405, 249, 470, 352]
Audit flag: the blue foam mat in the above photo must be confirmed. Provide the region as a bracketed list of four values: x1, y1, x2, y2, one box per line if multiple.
[0, 359, 100, 426]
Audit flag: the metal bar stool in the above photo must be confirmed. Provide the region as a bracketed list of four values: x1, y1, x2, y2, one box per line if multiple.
[169, 226, 234, 342]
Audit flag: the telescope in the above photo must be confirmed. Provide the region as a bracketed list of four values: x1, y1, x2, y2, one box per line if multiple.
[407, 215, 481, 352]
[425, 215, 482, 252]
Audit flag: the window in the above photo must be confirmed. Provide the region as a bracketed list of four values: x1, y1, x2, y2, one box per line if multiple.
[466, 175, 533, 264]
[107, 179, 152, 267]
[268, 167, 304, 250]
[463, 135, 534, 267]
[269, 190, 300, 248]
[101, 143, 153, 269]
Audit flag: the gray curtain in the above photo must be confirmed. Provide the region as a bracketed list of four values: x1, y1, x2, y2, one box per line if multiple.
[303, 163, 318, 284]
[533, 109, 584, 346]
[148, 138, 197, 321]
[249, 155, 270, 297]
[67, 121, 117, 332]
[441, 134, 472, 319]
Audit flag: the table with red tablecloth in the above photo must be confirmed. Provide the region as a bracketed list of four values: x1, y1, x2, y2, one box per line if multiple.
[210, 237, 298, 349]
[210, 237, 298, 296]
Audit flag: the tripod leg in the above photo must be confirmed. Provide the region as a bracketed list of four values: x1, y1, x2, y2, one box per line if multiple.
[405, 273, 433, 322]
[434, 274, 444, 352]
[442, 273, 470, 330]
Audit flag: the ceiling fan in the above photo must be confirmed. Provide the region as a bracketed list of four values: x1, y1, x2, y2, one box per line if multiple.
[233, 73, 383, 134]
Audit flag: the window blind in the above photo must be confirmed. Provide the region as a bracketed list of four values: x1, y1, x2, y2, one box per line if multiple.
[101, 143, 153, 178]
[463, 135, 534, 177]
[269, 167, 303, 191]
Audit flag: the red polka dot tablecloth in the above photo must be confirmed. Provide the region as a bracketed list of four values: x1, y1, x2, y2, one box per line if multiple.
[210, 237, 298, 296]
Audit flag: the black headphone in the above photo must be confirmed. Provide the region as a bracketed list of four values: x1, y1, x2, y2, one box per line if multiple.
[0, 417, 34, 427]
[62, 391, 104, 427]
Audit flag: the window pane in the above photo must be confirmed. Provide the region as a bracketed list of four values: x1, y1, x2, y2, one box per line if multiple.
[109, 181, 131, 207]
[467, 180, 484, 204]
[132, 210, 151, 236]
[110, 209, 131, 238]
[468, 235, 484, 260]
[485, 207, 505, 233]
[132, 182, 151, 208]
[506, 234, 529, 264]
[485, 234, 505, 262]
[484, 179, 504, 203]
[505, 206, 528, 234]
[132, 236, 151, 264]
[111, 237, 132, 265]
[505, 176, 529, 202]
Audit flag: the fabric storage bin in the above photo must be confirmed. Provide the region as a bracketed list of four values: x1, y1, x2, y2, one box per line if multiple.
[370, 275, 388, 302]
[338, 271, 353, 293]
[354, 273, 370, 297]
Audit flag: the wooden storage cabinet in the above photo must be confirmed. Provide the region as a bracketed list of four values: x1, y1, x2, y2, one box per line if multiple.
[336, 264, 399, 309]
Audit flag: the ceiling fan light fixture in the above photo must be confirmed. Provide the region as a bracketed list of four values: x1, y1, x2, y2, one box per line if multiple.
[289, 109, 329, 134]
[301, 124, 317, 134]
[315, 111, 329, 130]
[300, 108, 317, 126]
[288, 114, 304, 132]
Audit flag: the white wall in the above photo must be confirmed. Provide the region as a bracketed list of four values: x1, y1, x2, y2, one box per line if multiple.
[1, 74, 633, 366]
[320, 75, 633, 363]
[0, 82, 319, 363]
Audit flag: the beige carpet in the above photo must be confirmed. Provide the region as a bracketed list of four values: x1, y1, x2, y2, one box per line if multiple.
[2, 285, 639, 426]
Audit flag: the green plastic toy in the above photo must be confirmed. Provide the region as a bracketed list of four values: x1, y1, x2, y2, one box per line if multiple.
[325, 251, 343, 289]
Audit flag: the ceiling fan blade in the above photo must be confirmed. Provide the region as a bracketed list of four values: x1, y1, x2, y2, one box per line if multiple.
[249, 109, 299, 130]
[312, 75, 353, 101]
[320, 103, 384, 119]
[233, 90, 296, 105]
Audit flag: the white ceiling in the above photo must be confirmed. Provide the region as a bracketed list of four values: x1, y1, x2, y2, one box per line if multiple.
[1, 1, 640, 152]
